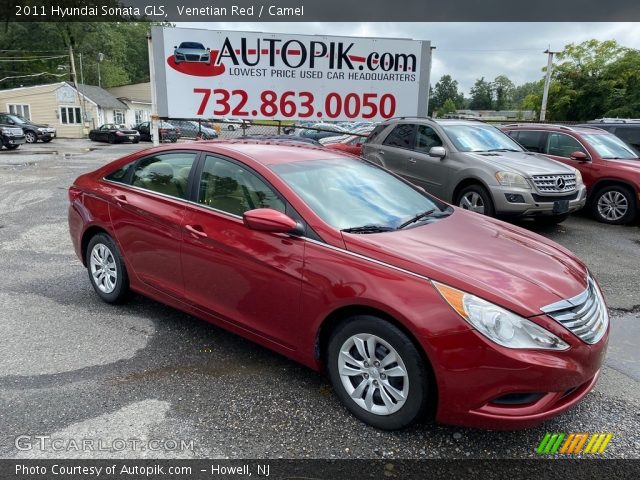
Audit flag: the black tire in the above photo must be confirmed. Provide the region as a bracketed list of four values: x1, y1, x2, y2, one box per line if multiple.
[132, 139, 140, 144]
[108, 134, 116, 144]
[24, 131, 37, 143]
[534, 213, 569, 226]
[85, 233, 130, 304]
[5, 144, 19, 150]
[89, 133, 96, 141]
[591, 185, 637, 225]
[455, 184, 495, 217]
[227, 124, 235, 131]
[326, 316, 432, 430]
[170, 138, 178, 143]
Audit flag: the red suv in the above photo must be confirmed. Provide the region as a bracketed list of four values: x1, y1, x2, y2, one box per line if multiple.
[503, 124, 640, 224]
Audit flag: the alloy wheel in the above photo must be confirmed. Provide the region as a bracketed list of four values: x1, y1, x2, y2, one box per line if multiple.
[597, 190, 628, 221]
[337, 333, 409, 415]
[24, 131, 36, 143]
[459, 192, 486, 214]
[89, 243, 118, 294]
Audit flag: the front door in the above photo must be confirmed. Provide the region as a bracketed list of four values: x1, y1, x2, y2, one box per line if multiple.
[404, 124, 448, 199]
[181, 154, 305, 348]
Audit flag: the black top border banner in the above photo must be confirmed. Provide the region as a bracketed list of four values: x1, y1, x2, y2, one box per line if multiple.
[4, 0, 640, 22]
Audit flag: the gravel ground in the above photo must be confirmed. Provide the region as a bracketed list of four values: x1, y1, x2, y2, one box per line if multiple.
[0, 139, 638, 460]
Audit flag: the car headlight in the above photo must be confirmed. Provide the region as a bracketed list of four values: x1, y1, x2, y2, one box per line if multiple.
[573, 168, 583, 186]
[433, 282, 569, 350]
[495, 171, 530, 188]
[37, 127, 45, 133]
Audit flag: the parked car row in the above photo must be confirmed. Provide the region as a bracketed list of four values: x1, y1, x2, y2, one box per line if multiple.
[0, 112, 56, 149]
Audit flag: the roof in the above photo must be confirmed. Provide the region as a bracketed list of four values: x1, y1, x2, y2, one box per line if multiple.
[106, 82, 151, 103]
[502, 124, 610, 134]
[70, 82, 128, 109]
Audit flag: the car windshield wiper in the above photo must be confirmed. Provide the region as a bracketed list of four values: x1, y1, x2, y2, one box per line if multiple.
[341, 225, 396, 234]
[485, 148, 521, 152]
[397, 209, 436, 229]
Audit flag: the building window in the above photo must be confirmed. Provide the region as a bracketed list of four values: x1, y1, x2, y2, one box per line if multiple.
[60, 106, 82, 125]
[114, 110, 125, 125]
[8, 104, 30, 120]
[134, 109, 146, 125]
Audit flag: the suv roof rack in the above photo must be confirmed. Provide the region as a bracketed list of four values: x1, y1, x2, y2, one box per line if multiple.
[503, 123, 581, 131]
[588, 118, 640, 124]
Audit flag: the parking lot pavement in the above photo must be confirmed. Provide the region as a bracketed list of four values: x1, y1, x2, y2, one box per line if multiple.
[0, 139, 638, 459]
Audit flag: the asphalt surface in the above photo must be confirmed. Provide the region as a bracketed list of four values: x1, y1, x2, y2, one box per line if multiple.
[0, 138, 638, 460]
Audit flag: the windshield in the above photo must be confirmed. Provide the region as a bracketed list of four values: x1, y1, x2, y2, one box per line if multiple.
[270, 158, 450, 231]
[582, 133, 639, 159]
[179, 42, 205, 49]
[442, 124, 524, 152]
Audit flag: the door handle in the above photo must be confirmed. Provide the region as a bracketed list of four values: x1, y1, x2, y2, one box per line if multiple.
[408, 157, 417, 164]
[114, 195, 128, 204]
[185, 224, 208, 238]
[377, 150, 385, 155]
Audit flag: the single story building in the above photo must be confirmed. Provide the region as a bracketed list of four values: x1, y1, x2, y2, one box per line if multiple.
[106, 82, 152, 127]
[0, 82, 129, 138]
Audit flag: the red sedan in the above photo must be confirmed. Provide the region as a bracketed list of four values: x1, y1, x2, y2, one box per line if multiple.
[68, 140, 609, 430]
[324, 134, 369, 156]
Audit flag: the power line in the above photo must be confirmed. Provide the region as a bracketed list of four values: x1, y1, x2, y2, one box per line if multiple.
[0, 55, 69, 62]
[0, 71, 68, 83]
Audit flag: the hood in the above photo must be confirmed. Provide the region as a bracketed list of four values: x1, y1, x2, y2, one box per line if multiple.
[341, 209, 588, 317]
[176, 48, 208, 55]
[466, 151, 575, 176]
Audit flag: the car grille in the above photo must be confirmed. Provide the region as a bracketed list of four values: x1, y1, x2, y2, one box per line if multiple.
[532, 174, 577, 194]
[186, 54, 200, 61]
[541, 277, 608, 344]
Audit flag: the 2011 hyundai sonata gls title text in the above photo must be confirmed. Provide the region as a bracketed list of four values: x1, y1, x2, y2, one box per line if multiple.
[68, 140, 609, 430]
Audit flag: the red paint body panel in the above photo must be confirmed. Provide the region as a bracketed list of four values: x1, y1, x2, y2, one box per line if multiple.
[68, 141, 609, 430]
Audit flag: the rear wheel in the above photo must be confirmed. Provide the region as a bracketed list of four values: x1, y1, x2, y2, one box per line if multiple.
[86, 233, 130, 304]
[456, 184, 495, 217]
[591, 185, 637, 224]
[326, 316, 431, 430]
[228, 124, 235, 131]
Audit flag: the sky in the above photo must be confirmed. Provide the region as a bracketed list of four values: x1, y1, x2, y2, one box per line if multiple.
[181, 22, 640, 95]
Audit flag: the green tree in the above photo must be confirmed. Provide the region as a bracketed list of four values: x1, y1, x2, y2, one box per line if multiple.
[493, 75, 515, 110]
[469, 77, 493, 110]
[436, 98, 457, 117]
[429, 74, 464, 115]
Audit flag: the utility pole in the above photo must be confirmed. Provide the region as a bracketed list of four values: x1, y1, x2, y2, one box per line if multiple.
[97, 53, 104, 87]
[540, 48, 559, 121]
[78, 53, 89, 130]
[147, 33, 160, 146]
[69, 44, 86, 137]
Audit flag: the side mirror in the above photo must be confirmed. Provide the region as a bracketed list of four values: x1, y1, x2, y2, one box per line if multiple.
[207, 47, 211, 51]
[243, 208, 299, 234]
[429, 146, 446, 159]
[570, 151, 590, 161]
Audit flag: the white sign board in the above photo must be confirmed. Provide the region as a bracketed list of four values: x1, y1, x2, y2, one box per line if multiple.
[152, 26, 431, 121]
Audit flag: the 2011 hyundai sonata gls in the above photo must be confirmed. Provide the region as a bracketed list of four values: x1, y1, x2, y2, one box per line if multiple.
[68, 140, 609, 430]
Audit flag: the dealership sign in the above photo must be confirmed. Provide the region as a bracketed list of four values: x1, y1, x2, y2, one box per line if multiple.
[151, 26, 431, 121]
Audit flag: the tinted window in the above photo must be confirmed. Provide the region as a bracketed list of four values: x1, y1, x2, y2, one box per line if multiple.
[198, 156, 285, 216]
[366, 124, 388, 143]
[415, 125, 443, 153]
[382, 124, 415, 149]
[614, 127, 640, 149]
[545, 133, 587, 158]
[130, 152, 197, 199]
[513, 130, 544, 152]
[105, 161, 136, 184]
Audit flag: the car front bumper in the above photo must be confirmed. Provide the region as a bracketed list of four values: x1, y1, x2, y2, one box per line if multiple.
[490, 184, 587, 216]
[2, 135, 26, 146]
[424, 323, 608, 430]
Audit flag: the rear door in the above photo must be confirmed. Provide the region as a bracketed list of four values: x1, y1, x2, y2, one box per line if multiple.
[106, 151, 198, 298]
[180, 154, 305, 349]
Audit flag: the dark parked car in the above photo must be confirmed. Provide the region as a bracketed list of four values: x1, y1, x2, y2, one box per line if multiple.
[89, 124, 140, 144]
[297, 123, 348, 141]
[503, 124, 640, 224]
[135, 121, 180, 143]
[0, 112, 56, 143]
[174, 41, 211, 65]
[168, 120, 218, 139]
[68, 140, 608, 430]
[1, 123, 26, 150]
[579, 120, 640, 152]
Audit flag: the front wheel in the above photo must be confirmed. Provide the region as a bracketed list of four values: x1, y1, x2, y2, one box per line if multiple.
[227, 124, 235, 131]
[456, 184, 495, 217]
[86, 233, 130, 304]
[5, 144, 19, 150]
[24, 131, 37, 143]
[591, 185, 637, 224]
[326, 316, 431, 430]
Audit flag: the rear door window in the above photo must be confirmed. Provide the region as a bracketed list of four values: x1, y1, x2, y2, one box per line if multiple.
[382, 124, 416, 149]
[512, 130, 545, 152]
